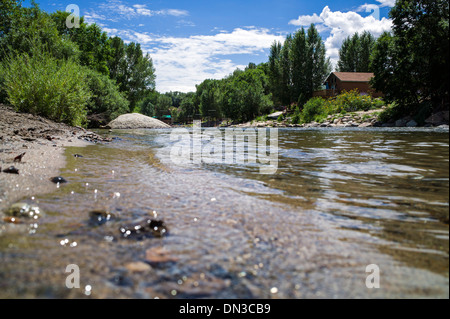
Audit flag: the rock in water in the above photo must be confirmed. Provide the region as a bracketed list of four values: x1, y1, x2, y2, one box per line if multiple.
[5, 202, 43, 219]
[50, 176, 67, 184]
[119, 218, 168, 240]
[107, 113, 171, 129]
[89, 210, 116, 226]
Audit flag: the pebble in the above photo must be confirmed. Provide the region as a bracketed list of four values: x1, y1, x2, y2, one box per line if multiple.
[5, 202, 43, 219]
[50, 176, 67, 184]
[2, 166, 19, 174]
[145, 247, 178, 264]
[119, 218, 168, 240]
[88, 210, 116, 226]
[125, 261, 152, 273]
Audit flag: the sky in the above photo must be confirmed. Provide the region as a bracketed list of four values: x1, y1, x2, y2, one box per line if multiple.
[31, 0, 395, 92]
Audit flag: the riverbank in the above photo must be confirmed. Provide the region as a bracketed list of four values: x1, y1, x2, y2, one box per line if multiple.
[233, 108, 450, 129]
[0, 104, 111, 212]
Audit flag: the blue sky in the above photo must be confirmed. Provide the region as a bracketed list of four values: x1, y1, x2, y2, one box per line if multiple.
[30, 0, 395, 92]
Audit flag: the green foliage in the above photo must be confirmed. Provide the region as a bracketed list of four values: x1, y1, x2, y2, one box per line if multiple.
[301, 97, 327, 123]
[332, 90, 377, 113]
[267, 24, 330, 107]
[370, 0, 449, 115]
[84, 68, 129, 121]
[338, 31, 376, 72]
[1, 47, 90, 126]
[155, 95, 172, 118]
[292, 91, 385, 124]
[51, 11, 112, 75]
[277, 114, 284, 122]
[108, 39, 156, 111]
[0, 3, 80, 61]
[174, 93, 196, 122]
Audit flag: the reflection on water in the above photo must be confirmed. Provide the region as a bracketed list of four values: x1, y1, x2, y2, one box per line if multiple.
[0, 128, 448, 298]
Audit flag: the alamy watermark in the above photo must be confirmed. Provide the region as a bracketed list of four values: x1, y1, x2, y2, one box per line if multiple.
[65, 264, 92, 295]
[169, 121, 279, 174]
[66, 4, 80, 29]
[365, 264, 380, 289]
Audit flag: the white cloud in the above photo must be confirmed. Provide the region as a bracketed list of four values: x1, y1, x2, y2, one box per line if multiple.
[162, 9, 189, 17]
[110, 28, 283, 92]
[376, 0, 396, 7]
[290, 6, 392, 68]
[151, 28, 284, 92]
[95, 1, 189, 19]
[289, 13, 323, 26]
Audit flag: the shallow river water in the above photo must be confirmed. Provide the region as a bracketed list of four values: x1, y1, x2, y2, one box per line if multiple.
[0, 127, 448, 298]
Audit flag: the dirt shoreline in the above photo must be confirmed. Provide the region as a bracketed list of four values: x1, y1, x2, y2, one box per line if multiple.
[0, 104, 111, 212]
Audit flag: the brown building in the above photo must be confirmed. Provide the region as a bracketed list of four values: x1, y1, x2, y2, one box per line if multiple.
[313, 72, 383, 98]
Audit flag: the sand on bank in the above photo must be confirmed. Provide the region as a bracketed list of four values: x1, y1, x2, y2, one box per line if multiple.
[0, 104, 108, 212]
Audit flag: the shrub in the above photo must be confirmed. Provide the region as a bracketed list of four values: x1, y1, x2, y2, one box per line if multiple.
[332, 90, 376, 113]
[277, 114, 284, 122]
[1, 47, 90, 126]
[84, 68, 129, 122]
[301, 97, 327, 123]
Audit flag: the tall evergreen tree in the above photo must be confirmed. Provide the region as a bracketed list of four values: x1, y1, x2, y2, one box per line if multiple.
[291, 28, 308, 105]
[338, 31, 375, 72]
[306, 24, 331, 102]
[268, 41, 283, 105]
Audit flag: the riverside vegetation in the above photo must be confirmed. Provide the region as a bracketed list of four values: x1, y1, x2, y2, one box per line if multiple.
[0, 0, 448, 127]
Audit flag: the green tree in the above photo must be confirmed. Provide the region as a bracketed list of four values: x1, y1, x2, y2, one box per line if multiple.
[279, 35, 293, 106]
[370, 0, 449, 115]
[268, 41, 283, 105]
[197, 79, 221, 119]
[51, 11, 113, 75]
[306, 24, 331, 99]
[291, 28, 308, 105]
[338, 31, 376, 72]
[155, 94, 172, 118]
[0, 3, 79, 61]
[84, 68, 129, 123]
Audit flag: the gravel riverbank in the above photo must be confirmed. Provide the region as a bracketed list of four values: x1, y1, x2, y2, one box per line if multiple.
[0, 104, 111, 212]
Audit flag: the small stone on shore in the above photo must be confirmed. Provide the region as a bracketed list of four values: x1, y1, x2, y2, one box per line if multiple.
[2, 166, 19, 174]
[50, 176, 67, 184]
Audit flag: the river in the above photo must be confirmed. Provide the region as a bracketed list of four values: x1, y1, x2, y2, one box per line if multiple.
[0, 127, 448, 298]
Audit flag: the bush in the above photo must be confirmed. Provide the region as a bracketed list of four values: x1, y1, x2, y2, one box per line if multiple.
[137, 96, 156, 117]
[332, 90, 377, 113]
[277, 114, 284, 122]
[84, 68, 129, 122]
[1, 47, 90, 126]
[301, 97, 327, 123]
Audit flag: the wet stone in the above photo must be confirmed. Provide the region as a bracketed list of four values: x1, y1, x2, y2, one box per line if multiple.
[50, 176, 67, 184]
[5, 202, 43, 219]
[73, 154, 84, 158]
[119, 219, 168, 240]
[88, 210, 116, 226]
[2, 166, 19, 174]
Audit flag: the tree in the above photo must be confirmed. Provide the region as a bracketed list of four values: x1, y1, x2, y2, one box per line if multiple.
[108, 41, 156, 111]
[268, 41, 283, 106]
[221, 68, 273, 122]
[291, 28, 308, 105]
[197, 79, 221, 119]
[155, 94, 172, 118]
[279, 35, 293, 106]
[306, 24, 331, 99]
[0, 3, 79, 61]
[338, 31, 376, 72]
[370, 0, 449, 114]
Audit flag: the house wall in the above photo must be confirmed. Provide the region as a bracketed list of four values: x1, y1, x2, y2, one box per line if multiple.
[336, 79, 384, 98]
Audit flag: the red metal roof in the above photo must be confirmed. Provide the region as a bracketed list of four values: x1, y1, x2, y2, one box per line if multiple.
[333, 72, 374, 82]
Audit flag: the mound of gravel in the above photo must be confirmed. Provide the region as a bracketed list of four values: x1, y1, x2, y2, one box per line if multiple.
[108, 113, 171, 129]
